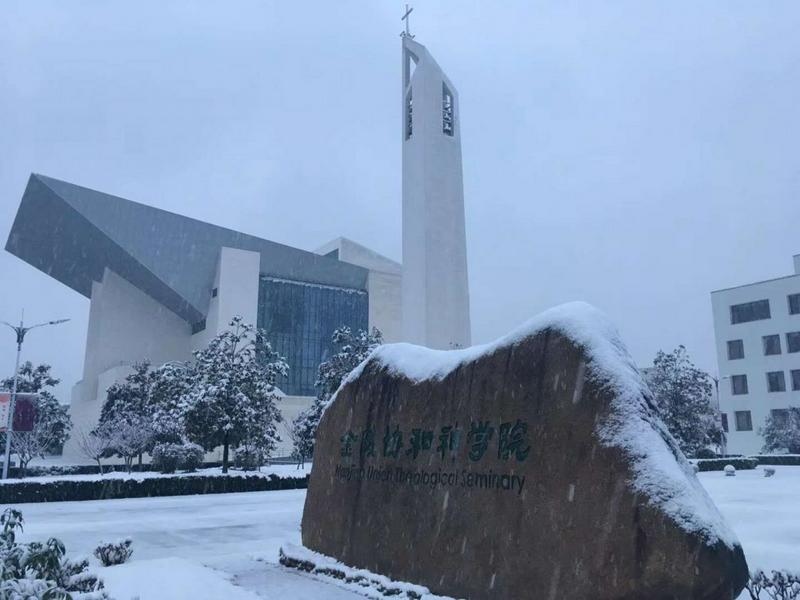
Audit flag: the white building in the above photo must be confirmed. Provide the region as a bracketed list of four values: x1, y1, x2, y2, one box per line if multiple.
[711, 254, 800, 455]
[6, 175, 402, 460]
[4, 32, 473, 463]
[401, 35, 471, 349]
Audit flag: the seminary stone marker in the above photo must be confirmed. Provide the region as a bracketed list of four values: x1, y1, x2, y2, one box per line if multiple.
[301, 302, 748, 600]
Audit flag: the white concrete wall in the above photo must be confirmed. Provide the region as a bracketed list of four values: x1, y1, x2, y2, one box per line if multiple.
[191, 246, 261, 350]
[401, 37, 471, 350]
[63, 268, 192, 461]
[711, 269, 800, 455]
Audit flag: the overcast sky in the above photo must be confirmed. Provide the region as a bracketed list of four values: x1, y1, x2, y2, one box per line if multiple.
[1, 1, 799, 401]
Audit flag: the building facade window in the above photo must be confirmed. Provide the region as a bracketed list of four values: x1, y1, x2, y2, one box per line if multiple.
[257, 276, 368, 396]
[442, 83, 454, 136]
[771, 409, 790, 427]
[731, 374, 748, 395]
[735, 410, 753, 431]
[405, 91, 413, 140]
[787, 331, 800, 353]
[730, 299, 771, 324]
[721, 413, 729, 433]
[792, 369, 800, 391]
[763, 334, 782, 356]
[727, 339, 744, 360]
[789, 293, 800, 315]
[767, 370, 786, 392]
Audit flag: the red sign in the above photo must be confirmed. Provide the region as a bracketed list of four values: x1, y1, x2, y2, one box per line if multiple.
[0, 393, 38, 433]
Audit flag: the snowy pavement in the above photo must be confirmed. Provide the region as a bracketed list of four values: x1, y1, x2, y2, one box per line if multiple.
[10, 466, 800, 599]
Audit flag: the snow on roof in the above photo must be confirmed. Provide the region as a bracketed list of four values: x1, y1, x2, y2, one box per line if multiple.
[333, 301, 739, 549]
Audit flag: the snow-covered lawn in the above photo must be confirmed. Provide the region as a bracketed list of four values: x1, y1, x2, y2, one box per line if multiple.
[9, 466, 800, 599]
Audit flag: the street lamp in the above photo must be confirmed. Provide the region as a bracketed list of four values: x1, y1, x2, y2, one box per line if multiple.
[711, 375, 730, 457]
[1, 314, 70, 479]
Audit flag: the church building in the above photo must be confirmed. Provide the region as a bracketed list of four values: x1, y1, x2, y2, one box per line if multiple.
[4, 32, 469, 461]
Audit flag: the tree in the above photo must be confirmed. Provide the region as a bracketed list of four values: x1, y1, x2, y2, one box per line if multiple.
[1, 363, 71, 477]
[75, 428, 114, 475]
[149, 361, 194, 446]
[761, 407, 800, 454]
[99, 361, 153, 425]
[645, 346, 722, 458]
[182, 317, 287, 473]
[291, 326, 383, 461]
[108, 415, 153, 474]
[98, 360, 194, 467]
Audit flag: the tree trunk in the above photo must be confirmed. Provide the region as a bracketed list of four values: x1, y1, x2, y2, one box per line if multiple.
[138, 453, 143, 470]
[222, 439, 229, 474]
[96, 459, 104, 475]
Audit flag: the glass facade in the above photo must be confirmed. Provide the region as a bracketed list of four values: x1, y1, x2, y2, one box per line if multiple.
[257, 276, 368, 396]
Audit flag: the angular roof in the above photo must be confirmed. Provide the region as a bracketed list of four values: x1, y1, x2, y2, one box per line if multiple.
[6, 174, 367, 325]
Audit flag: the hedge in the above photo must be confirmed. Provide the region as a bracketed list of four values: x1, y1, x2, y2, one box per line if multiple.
[5, 461, 227, 479]
[694, 458, 759, 472]
[749, 454, 800, 466]
[0, 473, 308, 504]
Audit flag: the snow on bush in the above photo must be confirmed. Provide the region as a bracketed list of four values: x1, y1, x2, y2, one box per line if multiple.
[151, 442, 205, 473]
[94, 539, 133, 567]
[725, 465, 736, 477]
[0, 508, 110, 599]
[746, 570, 800, 599]
[234, 447, 263, 471]
[763, 467, 776, 478]
[180, 443, 204, 472]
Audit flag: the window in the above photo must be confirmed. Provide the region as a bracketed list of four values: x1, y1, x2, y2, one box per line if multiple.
[727, 340, 744, 360]
[767, 371, 786, 392]
[789, 293, 800, 315]
[442, 83, 454, 136]
[735, 410, 753, 431]
[731, 374, 748, 395]
[721, 413, 729, 433]
[405, 90, 413, 139]
[730, 299, 771, 324]
[792, 369, 800, 391]
[211, 287, 218, 298]
[763, 334, 781, 355]
[257, 276, 368, 396]
[771, 409, 790, 427]
[787, 332, 800, 353]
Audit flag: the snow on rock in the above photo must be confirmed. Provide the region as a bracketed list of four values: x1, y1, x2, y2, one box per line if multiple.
[330, 301, 740, 549]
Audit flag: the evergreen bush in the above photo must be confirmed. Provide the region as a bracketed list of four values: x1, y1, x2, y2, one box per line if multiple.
[94, 539, 133, 567]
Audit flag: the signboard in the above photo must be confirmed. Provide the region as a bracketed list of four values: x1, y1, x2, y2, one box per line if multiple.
[0, 392, 38, 433]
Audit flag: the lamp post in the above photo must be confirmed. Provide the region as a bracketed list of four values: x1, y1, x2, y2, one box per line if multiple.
[711, 375, 729, 457]
[1, 314, 69, 479]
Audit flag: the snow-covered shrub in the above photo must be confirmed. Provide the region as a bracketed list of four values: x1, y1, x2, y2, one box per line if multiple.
[0, 508, 109, 598]
[180, 443, 204, 472]
[724, 464, 736, 476]
[763, 467, 776, 478]
[234, 447, 263, 471]
[746, 569, 800, 599]
[94, 539, 133, 567]
[151, 443, 183, 473]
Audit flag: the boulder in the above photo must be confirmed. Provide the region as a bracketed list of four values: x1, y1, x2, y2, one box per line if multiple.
[302, 302, 748, 600]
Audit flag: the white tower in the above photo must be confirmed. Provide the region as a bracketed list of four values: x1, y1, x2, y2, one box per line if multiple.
[401, 33, 471, 349]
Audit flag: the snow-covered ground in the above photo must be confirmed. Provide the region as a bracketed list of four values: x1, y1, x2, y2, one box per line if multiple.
[0, 463, 310, 485]
[10, 466, 800, 599]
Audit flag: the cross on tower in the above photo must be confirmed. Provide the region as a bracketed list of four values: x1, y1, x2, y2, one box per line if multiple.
[401, 4, 414, 38]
